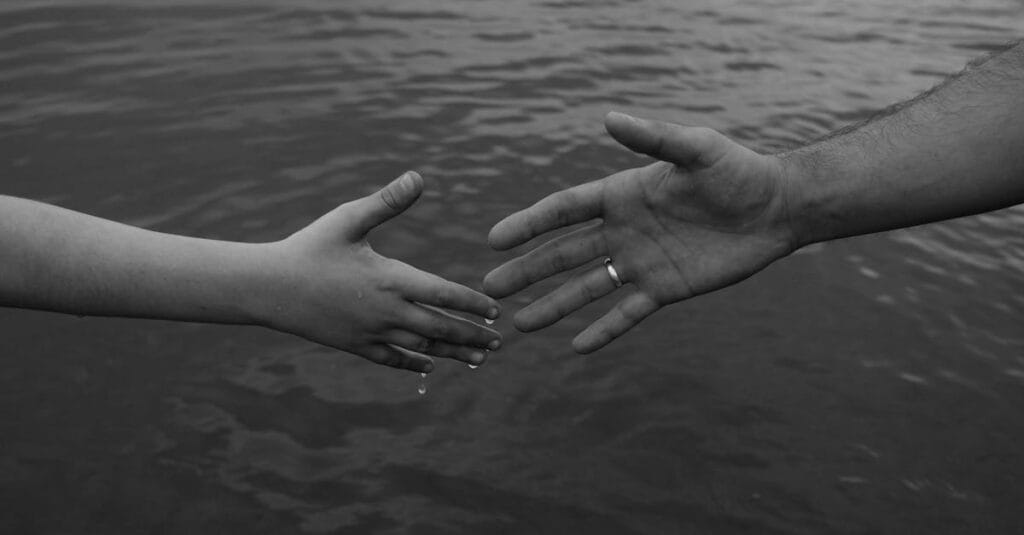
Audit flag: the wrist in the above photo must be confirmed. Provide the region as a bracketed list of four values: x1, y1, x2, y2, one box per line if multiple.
[776, 145, 837, 249]
[233, 241, 293, 329]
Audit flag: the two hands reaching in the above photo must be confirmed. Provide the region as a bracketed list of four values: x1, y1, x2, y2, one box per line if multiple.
[11, 39, 1024, 374]
[282, 111, 797, 370]
[0, 112, 803, 375]
[4, 108, 798, 376]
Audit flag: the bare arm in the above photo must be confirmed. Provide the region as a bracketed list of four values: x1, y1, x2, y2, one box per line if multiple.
[784, 41, 1024, 245]
[485, 41, 1024, 353]
[0, 195, 272, 323]
[1, 172, 502, 373]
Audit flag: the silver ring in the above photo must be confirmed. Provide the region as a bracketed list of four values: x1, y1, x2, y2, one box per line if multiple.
[604, 258, 623, 288]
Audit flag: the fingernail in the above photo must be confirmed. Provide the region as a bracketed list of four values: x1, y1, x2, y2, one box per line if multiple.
[398, 172, 413, 189]
[487, 306, 500, 320]
[487, 339, 501, 351]
[471, 351, 485, 364]
[423, 361, 434, 373]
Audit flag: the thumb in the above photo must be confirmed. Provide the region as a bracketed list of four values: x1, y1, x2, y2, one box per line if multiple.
[348, 171, 424, 238]
[604, 111, 726, 169]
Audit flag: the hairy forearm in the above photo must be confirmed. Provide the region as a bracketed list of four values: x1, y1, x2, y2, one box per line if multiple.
[0, 195, 273, 323]
[781, 41, 1024, 246]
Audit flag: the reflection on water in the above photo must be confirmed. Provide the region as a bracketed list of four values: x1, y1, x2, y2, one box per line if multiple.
[2, 0, 1024, 533]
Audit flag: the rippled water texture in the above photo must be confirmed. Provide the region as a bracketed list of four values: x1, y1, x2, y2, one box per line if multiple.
[3, 1, 1024, 533]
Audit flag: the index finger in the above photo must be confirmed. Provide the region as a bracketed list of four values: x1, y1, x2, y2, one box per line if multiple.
[488, 180, 603, 251]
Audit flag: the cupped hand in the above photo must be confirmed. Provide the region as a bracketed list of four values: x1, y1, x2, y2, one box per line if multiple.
[262, 171, 501, 373]
[484, 112, 798, 353]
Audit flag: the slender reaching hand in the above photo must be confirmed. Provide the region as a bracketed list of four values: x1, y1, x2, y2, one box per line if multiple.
[484, 112, 797, 353]
[0, 172, 501, 373]
[267, 172, 502, 372]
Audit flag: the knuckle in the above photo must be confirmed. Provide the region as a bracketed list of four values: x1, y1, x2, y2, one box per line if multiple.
[522, 262, 543, 285]
[431, 321, 451, 339]
[383, 353, 404, 368]
[548, 251, 567, 273]
[580, 279, 598, 301]
[554, 298, 573, 318]
[365, 346, 390, 365]
[431, 343, 455, 358]
[620, 304, 642, 322]
[553, 208, 570, 227]
[434, 286, 453, 308]
[472, 327, 492, 345]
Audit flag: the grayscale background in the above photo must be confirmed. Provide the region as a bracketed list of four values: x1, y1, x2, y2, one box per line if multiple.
[2, 0, 1023, 533]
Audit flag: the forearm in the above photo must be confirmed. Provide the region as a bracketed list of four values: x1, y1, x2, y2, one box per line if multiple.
[0, 195, 274, 323]
[781, 41, 1024, 246]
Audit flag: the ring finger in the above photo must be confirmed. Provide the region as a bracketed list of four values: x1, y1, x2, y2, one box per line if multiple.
[513, 258, 623, 332]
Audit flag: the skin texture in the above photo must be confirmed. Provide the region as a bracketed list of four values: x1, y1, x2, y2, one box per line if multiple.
[486, 41, 1024, 354]
[0, 172, 501, 373]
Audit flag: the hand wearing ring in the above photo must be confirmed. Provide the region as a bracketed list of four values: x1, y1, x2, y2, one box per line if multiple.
[604, 258, 624, 287]
[483, 112, 795, 353]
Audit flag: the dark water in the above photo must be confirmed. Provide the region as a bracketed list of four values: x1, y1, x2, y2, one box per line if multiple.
[3, 1, 1024, 533]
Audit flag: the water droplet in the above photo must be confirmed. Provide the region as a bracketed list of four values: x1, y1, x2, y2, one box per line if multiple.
[417, 372, 427, 395]
[468, 364, 478, 369]
[485, 318, 495, 325]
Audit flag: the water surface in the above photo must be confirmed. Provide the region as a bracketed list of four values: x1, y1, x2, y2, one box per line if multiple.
[2, 1, 1024, 533]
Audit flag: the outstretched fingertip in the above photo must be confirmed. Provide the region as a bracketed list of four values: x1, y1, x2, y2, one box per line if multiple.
[481, 269, 505, 299]
[377, 171, 423, 217]
[404, 169, 423, 188]
[513, 309, 546, 333]
[487, 219, 516, 251]
[604, 110, 655, 155]
[571, 334, 600, 355]
[396, 170, 424, 202]
[604, 110, 639, 132]
[486, 301, 501, 320]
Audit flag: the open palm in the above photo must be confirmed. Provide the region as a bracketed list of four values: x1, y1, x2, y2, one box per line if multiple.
[484, 112, 798, 353]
